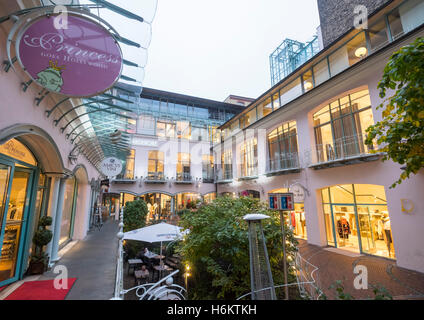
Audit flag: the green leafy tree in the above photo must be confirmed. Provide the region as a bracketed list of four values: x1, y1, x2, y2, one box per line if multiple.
[177, 196, 299, 300]
[366, 37, 424, 188]
[123, 199, 148, 232]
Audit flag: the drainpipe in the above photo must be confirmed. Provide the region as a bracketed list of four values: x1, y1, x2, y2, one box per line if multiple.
[50, 178, 67, 265]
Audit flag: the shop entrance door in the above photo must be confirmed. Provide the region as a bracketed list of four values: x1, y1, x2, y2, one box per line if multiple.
[0, 166, 33, 286]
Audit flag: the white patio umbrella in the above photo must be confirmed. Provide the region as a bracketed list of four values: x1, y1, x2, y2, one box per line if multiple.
[123, 222, 186, 268]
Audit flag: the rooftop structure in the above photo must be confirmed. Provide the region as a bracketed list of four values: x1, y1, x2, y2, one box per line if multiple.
[270, 36, 321, 86]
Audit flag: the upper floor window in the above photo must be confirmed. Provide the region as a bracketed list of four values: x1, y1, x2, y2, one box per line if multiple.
[312, 89, 375, 163]
[124, 149, 135, 179]
[218, 149, 232, 180]
[176, 121, 191, 140]
[267, 121, 299, 171]
[177, 153, 191, 181]
[202, 154, 214, 182]
[239, 138, 257, 177]
[148, 151, 164, 180]
[157, 120, 175, 138]
[137, 115, 155, 135]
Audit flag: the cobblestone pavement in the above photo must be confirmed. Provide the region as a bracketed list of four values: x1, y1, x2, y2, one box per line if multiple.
[297, 239, 424, 300]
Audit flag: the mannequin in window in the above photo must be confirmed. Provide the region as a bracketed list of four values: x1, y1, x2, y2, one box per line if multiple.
[337, 215, 351, 243]
[300, 210, 306, 236]
[382, 213, 393, 257]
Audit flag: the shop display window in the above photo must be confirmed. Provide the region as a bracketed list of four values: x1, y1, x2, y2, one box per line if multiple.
[321, 184, 395, 259]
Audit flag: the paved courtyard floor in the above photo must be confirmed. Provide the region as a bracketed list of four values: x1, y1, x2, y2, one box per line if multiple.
[298, 239, 424, 300]
[39, 219, 120, 300]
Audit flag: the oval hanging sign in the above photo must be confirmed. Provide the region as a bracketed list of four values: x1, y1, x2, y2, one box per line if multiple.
[100, 157, 123, 177]
[17, 14, 123, 97]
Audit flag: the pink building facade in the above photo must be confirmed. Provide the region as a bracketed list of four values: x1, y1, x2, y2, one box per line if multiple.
[216, 0, 424, 273]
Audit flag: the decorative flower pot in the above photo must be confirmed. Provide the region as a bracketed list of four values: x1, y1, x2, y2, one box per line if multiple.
[27, 261, 45, 275]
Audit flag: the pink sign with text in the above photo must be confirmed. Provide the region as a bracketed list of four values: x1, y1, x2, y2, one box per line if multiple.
[18, 15, 123, 97]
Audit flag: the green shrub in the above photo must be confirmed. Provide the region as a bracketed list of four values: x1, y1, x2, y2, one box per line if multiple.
[123, 199, 148, 232]
[176, 196, 298, 300]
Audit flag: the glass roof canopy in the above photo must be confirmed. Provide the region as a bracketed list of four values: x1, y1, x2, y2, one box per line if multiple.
[0, 0, 158, 172]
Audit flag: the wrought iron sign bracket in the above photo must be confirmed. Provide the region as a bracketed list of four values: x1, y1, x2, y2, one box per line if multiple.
[35, 89, 50, 106]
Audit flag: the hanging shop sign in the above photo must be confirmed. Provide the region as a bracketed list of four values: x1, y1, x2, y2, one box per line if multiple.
[16, 14, 123, 97]
[100, 157, 123, 177]
[289, 183, 306, 203]
[269, 193, 294, 211]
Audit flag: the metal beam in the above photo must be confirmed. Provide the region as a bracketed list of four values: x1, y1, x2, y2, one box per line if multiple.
[53, 98, 113, 126]
[60, 106, 133, 133]
[87, 0, 144, 22]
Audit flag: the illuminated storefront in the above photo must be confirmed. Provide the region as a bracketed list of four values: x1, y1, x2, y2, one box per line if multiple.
[0, 140, 41, 285]
[176, 193, 201, 210]
[141, 193, 173, 220]
[321, 184, 395, 258]
[203, 192, 217, 204]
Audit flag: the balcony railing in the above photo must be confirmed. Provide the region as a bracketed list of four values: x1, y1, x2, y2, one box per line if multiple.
[216, 165, 233, 182]
[145, 172, 166, 183]
[202, 166, 215, 183]
[237, 164, 258, 179]
[306, 134, 379, 167]
[176, 172, 193, 183]
[266, 152, 300, 174]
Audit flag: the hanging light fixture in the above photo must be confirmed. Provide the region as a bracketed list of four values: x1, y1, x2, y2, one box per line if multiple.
[355, 47, 368, 58]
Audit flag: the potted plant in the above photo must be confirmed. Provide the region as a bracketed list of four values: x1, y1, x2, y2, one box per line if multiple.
[27, 216, 53, 275]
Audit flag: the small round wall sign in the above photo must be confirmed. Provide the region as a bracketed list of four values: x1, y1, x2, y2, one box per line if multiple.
[100, 157, 123, 177]
[17, 14, 123, 97]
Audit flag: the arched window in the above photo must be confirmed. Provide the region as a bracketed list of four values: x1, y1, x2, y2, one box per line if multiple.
[312, 89, 374, 162]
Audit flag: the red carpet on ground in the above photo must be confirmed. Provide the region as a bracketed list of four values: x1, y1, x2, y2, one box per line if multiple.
[5, 278, 77, 300]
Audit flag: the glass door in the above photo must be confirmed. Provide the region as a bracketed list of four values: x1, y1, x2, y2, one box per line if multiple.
[0, 168, 32, 284]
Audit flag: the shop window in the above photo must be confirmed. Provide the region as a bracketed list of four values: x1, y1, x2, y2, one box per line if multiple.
[59, 177, 77, 246]
[268, 187, 307, 239]
[177, 193, 200, 210]
[203, 192, 216, 204]
[142, 193, 172, 221]
[240, 190, 260, 198]
[321, 184, 395, 259]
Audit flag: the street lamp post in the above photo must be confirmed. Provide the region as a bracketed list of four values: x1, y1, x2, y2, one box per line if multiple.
[279, 211, 289, 300]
